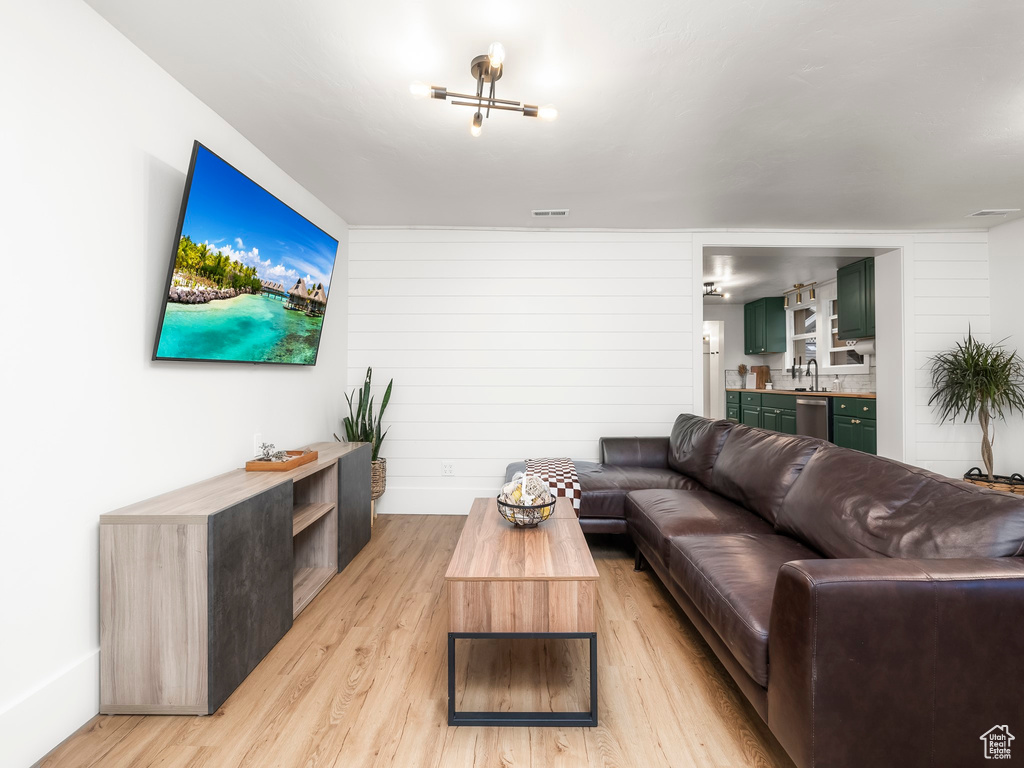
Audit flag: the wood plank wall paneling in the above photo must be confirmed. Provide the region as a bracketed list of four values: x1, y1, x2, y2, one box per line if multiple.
[911, 235, 990, 476]
[348, 230, 695, 514]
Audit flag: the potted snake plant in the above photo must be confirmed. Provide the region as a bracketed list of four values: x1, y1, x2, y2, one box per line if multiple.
[337, 367, 393, 501]
[929, 330, 1024, 493]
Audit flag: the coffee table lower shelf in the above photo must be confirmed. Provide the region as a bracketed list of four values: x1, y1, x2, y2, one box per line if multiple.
[447, 631, 598, 727]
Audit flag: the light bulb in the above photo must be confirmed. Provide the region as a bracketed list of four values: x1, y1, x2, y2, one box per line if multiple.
[470, 112, 483, 137]
[409, 81, 430, 98]
[724, 293, 731, 299]
[538, 105, 558, 121]
[487, 42, 505, 69]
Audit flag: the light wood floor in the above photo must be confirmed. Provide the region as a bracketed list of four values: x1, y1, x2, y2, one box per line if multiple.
[41, 515, 794, 768]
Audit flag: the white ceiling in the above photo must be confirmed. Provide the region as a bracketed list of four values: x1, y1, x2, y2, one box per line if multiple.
[703, 246, 893, 304]
[86, 0, 1024, 230]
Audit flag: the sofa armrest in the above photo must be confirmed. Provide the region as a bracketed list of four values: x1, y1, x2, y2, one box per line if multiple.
[598, 436, 669, 469]
[768, 557, 1024, 768]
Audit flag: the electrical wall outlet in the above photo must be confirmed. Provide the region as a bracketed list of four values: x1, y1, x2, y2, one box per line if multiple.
[253, 433, 263, 457]
[442, 461, 455, 477]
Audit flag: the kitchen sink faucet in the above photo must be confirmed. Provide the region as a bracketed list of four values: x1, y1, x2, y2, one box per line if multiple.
[806, 358, 819, 392]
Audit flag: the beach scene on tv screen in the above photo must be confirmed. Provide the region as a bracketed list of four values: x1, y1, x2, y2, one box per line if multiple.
[155, 145, 338, 364]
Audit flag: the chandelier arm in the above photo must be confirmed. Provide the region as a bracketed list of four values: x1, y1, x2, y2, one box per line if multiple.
[451, 101, 526, 113]
[445, 90, 522, 106]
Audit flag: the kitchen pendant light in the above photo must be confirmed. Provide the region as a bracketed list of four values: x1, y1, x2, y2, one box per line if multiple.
[785, 282, 818, 308]
[411, 43, 556, 137]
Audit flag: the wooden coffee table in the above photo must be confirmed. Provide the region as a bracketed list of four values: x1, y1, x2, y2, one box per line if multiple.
[445, 497, 599, 727]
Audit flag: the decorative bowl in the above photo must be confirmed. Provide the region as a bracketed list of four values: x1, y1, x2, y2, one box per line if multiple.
[496, 496, 555, 528]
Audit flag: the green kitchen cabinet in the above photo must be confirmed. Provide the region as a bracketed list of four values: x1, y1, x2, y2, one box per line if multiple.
[837, 257, 876, 340]
[779, 410, 798, 435]
[832, 414, 877, 454]
[760, 393, 797, 435]
[726, 404, 740, 423]
[741, 406, 761, 427]
[744, 297, 786, 354]
[760, 406, 797, 434]
[862, 419, 877, 455]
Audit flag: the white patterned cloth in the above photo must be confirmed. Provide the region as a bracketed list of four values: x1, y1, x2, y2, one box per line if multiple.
[524, 457, 582, 513]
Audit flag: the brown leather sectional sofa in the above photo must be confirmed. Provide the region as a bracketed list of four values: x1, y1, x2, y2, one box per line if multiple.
[506, 413, 1024, 768]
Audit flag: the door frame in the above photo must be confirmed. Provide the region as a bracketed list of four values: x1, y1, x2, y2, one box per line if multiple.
[691, 232, 913, 464]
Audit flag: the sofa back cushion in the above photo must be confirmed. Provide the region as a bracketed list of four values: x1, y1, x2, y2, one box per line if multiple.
[707, 425, 823, 523]
[776, 445, 1024, 558]
[667, 414, 734, 487]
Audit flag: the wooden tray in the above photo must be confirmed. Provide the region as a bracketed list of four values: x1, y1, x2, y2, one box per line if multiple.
[245, 450, 318, 472]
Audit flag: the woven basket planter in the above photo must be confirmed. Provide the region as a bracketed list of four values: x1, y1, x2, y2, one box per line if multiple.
[371, 458, 387, 501]
[963, 467, 1024, 495]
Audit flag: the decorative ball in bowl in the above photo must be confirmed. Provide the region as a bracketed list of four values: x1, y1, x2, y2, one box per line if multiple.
[497, 474, 555, 528]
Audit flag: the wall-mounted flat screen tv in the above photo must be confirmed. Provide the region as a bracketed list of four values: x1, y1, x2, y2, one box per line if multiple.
[153, 141, 338, 365]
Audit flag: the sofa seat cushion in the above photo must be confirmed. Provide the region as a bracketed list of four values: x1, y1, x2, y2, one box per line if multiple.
[667, 533, 822, 686]
[505, 461, 698, 519]
[625, 489, 774, 571]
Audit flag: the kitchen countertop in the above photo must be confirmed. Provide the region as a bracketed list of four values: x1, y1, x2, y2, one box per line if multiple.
[726, 388, 876, 400]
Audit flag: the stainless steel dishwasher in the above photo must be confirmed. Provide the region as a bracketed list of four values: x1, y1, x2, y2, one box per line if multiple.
[796, 397, 829, 440]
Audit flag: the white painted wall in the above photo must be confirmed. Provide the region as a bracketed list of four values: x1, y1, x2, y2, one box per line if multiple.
[987, 219, 1024, 475]
[909, 234, 991, 477]
[351, 229, 995, 517]
[348, 229, 696, 514]
[0, 2, 348, 765]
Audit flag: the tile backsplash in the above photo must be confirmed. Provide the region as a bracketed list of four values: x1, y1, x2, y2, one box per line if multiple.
[724, 368, 876, 394]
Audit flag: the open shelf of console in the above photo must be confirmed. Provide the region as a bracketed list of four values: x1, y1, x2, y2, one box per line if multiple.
[291, 463, 338, 618]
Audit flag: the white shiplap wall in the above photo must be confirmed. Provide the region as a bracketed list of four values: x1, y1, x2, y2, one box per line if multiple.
[349, 229, 695, 514]
[910, 233, 990, 476]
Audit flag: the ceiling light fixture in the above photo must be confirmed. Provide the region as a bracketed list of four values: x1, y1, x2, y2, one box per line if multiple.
[411, 42, 556, 137]
[704, 282, 724, 298]
[785, 283, 817, 308]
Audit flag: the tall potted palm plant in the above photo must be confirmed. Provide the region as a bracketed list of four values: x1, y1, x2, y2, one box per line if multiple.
[929, 331, 1024, 493]
[337, 367, 393, 501]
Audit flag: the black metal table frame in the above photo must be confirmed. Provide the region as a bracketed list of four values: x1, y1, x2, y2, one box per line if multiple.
[447, 631, 598, 727]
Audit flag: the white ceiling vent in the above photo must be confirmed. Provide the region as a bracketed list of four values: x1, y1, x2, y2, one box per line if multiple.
[968, 208, 1020, 217]
[531, 209, 569, 218]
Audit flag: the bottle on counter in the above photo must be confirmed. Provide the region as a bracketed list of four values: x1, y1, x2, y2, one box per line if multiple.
[832, 374, 842, 393]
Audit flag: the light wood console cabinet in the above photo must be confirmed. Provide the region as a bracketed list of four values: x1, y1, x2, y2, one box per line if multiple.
[99, 441, 371, 715]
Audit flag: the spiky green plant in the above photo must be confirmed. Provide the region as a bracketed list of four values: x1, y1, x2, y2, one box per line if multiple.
[929, 331, 1024, 479]
[341, 367, 393, 461]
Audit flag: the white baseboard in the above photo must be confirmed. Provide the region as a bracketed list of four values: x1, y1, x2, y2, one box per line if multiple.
[1, 650, 98, 767]
[375, 487, 496, 516]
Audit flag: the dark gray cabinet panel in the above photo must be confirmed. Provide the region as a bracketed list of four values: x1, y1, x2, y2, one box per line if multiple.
[338, 443, 372, 571]
[207, 481, 294, 712]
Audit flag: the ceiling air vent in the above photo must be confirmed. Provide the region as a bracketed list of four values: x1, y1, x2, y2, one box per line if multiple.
[531, 209, 569, 218]
[968, 208, 1020, 217]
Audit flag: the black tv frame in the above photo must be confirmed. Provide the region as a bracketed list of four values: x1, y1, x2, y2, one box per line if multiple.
[152, 140, 339, 366]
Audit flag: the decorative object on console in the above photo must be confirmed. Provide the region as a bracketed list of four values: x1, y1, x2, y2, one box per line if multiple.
[497, 473, 555, 527]
[410, 42, 557, 137]
[338, 366, 393, 500]
[929, 330, 1024, 490]
[245, 445, 319, 472]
